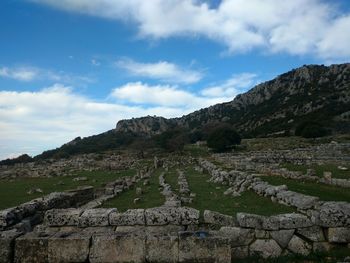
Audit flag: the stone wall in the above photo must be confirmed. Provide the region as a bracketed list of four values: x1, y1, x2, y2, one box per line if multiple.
[2, 206, 349, 262]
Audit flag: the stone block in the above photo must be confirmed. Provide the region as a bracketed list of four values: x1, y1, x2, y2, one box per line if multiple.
[109, 209, 145, 226]
[180, 207, 200, 225]
[297, 226, 325, 242]
[48, 231, 91, 262]
[328, 227, 350, 243]
[318, 202, 350, 227]
[203, 210, 236, 226]
[219, 227, 254, 247]
[274, 213, 313, 229]
[313, 242, 332, 253]
[44, 208, 83, 226]
[89, 233, 145, 263]
[145, 234, 178, 263]
[78, 208, 116, 227]
[14, 231, 55, 263]
[255, 230, 269, 239]
[249, 239, 282, 258]
[145, 207, 181, 225]
[237, 213, 264, 229]
[178, 233, 231, 263]
[287, 235, 312, 256]
[231, 246, 248, 259]
[0, 229, 22, 263]
[270, 229, 294, 248]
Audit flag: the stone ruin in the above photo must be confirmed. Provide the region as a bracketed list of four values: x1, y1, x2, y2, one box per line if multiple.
[0, 145, 349, 262]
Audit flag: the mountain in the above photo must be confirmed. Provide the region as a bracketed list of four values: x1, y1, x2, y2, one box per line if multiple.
[116, 63, 350, 137]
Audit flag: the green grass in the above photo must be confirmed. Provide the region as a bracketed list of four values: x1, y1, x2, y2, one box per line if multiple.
[165, 168, 179, 194]
[0, 169, 135, 210]
[101, 169, 165, 211]
[185, 167, 295, 217]
[183, 144, 209, 157]
[262, 176, 350, 202]
[282, 163, 350, 179]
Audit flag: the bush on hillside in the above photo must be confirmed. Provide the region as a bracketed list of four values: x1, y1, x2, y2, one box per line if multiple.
[295, 121, 329, 138]
[207, 126, 241, 152]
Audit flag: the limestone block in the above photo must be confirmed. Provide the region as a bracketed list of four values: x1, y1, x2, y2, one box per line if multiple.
[180, 207, 200, 225]
[313, 242, 332, 253]
[249, 239, 282, 258]
[40, 192, 74, 210]
[274, 213, 313, 229]
[297, 226, 325, 242]
[231, 246, 248, 259]
[0, 229, 22, 263]
[255, 230, 269, 239]
[219, 227, 254, 247]
[89, 233, 145, 263]
[145, 207, 181, 225]
[78, 208, 116, 227]
[48, 231, 91, 263]
[14, 231, 55, 263]
[178, 233, 231, 263]
[203, 210, 236, 226]
[237, 213, 264, 229]
[109, 209, 145, 226]
[44, 208, 83, 226]
[318, 202, 350, 227]
[270, 229, 294, 248]
[0, 208, 21, 229]
[287, 235, 312, 256]
[145, 234, 178, 263]
[328, 227, 350, 243]
[276, 190, 318, 210]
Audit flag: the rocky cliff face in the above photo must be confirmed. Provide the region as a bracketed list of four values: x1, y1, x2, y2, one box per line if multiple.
[116, 63, 350, 136]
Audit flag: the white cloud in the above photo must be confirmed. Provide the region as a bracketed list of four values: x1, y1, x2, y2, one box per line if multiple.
[201, 73, 258, 98]
[0, 83, 229, 159]
[91, 59, 101, 66]
[116, 58, 203, 84]
[0, 67, 38, 81]
[0, 65, 94, 85]
[29, 0, 350, 60]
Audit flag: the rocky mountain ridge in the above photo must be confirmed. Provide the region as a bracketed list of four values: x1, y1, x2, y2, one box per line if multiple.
[116, 63, 350, 137]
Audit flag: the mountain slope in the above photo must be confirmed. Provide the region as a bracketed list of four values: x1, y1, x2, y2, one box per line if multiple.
[116, 63, 350, 137]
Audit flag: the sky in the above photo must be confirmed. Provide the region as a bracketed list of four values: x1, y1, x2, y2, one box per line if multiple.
[1, 0, 350, 160]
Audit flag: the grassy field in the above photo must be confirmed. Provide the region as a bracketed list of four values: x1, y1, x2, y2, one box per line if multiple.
[282, 163, 349, 179]
[262, 176, 350, 202]
[185, 167, 295, 216]
[164, 168, 180, 194]
[101, 169, 165, 211]
[0, 169, 135, 210]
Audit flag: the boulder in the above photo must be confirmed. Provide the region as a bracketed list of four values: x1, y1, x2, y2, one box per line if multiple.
[249, 239, 282, 258]
[204, 210, 236, 226]
[44, 208, 83, 226]
[109, 209, 145, 226]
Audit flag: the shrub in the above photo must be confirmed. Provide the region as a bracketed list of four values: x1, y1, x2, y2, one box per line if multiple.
[295, 121, 329, 138]
[207, 126, 241, 152]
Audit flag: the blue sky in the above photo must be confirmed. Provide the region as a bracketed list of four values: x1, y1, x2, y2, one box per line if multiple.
[1, 0, 350, 159]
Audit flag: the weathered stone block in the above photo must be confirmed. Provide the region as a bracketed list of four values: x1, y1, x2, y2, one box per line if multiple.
[287, 235, 312, 256]
[231, 246, 248, 259]
[145, 207, 181, 225]
[14, 231, 55, 263]
[89, 233, 145, 263]
[180, 207, 200, 225]
[44, 208, 83, 226]
[313, 242, 332, 253]
[255, 230, 269, 239]
[109, 209, 145, 226]
[297, 226, 325, 242]
[145, 234, 178, 262]
[249, 239, 282, 258]
[203, 210, 235, 226]
[237, 213, 264, 229]
[318, 202, 350, 227]
[78, 208, 116, 227]
[48, 231, 91, 262]
[0, 229, 22, 263]
[328, 227, 350, 243]
[178, 233, 231, 263]
[270, 229, 294, 248]
[219, 227, 254, 247]
[274, 213, 313, 229]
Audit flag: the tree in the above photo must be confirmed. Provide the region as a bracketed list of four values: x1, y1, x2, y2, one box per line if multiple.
[207, 126, 241, 152]
[295, 121, 329, 138]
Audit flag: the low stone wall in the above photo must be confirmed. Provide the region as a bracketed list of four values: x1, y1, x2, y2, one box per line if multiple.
[2, 206, 349, 262]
